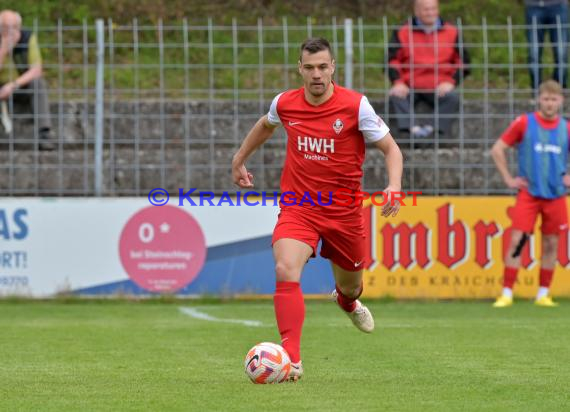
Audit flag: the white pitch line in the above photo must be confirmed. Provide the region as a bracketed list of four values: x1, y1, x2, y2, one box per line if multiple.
[179, 306, 264, 327]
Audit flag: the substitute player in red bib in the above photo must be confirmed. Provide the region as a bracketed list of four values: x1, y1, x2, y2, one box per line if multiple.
[232, 38, 403, 381]
[491, 80, 570, 308]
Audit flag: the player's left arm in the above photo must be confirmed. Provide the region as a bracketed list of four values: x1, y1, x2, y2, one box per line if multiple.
[564, 120, 570, 188]
[358, 96, 403, 217]
[374, 134, 403, 217]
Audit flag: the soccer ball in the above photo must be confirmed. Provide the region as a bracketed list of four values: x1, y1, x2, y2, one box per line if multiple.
[244, 342, 291, 384]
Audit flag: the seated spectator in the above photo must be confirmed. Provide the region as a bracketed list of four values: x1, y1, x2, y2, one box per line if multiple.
[388, 0, 470, 141]
[525, 0, 568, 95]
[0, 10, 54, 150]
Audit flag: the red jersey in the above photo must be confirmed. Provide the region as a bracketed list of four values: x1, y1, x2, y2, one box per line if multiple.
[500, 112, 570, 146]
[267, 84, 389, 217]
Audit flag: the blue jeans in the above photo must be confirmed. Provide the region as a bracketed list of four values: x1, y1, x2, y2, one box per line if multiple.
[526, 3, 569, 90]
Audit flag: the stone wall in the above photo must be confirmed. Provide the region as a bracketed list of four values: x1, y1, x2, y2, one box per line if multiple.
[0, 99, 534, 195]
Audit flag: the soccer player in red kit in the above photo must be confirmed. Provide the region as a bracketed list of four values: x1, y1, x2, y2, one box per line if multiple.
[232, 38, 403, 381]
[491, 80, 570, 308]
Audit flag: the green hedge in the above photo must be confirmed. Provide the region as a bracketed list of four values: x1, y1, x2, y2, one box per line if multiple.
[2, 0, 545, 97]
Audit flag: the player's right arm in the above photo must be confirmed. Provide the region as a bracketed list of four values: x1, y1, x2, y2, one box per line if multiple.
[232, 93, 283, 188]
[232, 115, 278, 188]
[490, 115, 528, 190]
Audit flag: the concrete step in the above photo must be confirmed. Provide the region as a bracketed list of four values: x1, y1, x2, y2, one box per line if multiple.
[0, 146, 508, 195]
[1, 99, 546, 146]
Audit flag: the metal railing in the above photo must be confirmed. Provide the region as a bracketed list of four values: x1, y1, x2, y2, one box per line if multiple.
[0, 17, 567, 196]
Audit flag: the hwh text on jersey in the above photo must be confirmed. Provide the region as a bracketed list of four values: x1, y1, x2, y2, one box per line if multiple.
[297, 136, 335, 154]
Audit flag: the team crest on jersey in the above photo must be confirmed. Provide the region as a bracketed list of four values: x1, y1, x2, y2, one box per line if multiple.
[332, 118, 344, 135]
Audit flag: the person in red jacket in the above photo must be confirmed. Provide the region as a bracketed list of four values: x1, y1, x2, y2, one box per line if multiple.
[388, 0, 470, 141]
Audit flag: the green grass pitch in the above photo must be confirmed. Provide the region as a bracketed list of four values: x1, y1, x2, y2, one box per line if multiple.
[0, 300, 569, 411]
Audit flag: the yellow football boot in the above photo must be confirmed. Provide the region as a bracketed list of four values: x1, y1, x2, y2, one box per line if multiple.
[492, 295, 513, 308]
[535, 296, 559, 307]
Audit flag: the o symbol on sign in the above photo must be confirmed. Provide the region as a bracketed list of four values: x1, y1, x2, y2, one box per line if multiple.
[139, 223, 154, 243]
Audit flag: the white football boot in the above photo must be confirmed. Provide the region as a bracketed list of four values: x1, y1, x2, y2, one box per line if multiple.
[332, 290, 375, 333]
[288, 361, 303, 382]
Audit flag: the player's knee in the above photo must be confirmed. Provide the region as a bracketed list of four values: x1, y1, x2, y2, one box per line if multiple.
[509, 232, 525, 249]
[337, 284, 362, 299]
[275, 260, 299, 282]
[542, 237, 558, 256]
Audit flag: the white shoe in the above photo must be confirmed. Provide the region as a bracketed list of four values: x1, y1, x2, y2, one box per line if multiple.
[332, 290, 375, 333]
[411, 124, 434, 139]
[288, 361, 303, 382]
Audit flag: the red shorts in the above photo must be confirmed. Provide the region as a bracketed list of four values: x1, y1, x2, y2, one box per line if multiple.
[272, 208, 365, 271]
[510, 190, 569, 234]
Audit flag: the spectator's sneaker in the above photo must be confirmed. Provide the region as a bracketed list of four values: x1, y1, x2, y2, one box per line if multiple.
[332, 290, 375, 333]
[535, 296, 559, 307]
[411, 124, 434, 139]
[288, 361, 303, 382]
[492, 295, 513, 308]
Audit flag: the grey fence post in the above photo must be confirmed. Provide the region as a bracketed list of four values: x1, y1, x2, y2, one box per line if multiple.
[344, 18, 353, 89]
[94, 19, 105, 196]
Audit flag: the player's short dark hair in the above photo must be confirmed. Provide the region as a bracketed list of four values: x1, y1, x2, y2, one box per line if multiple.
[299, 38, 334, 62]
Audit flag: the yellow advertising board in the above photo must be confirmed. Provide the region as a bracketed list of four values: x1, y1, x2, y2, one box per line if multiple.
[362, 197, 570, 299]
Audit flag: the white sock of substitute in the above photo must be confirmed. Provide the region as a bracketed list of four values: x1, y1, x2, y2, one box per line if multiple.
[536, 287, 549, 300]
[502, 288, 513, 299]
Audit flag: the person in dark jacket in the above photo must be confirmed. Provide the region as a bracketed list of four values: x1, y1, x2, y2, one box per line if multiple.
[525, 0, 569, 93]
[388, 0, 470, 140]
[0, 9, 53, 150]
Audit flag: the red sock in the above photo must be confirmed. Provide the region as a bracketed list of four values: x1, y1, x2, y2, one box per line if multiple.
[273, 281, 304, 363]
[539, 268, 554, 288]
[503, 266, 518, 289]
[335, 284, 362, 313]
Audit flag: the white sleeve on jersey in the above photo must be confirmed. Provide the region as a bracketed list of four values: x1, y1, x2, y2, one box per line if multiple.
[358, 96, 390, 143]
[267, 92, 284, 126]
